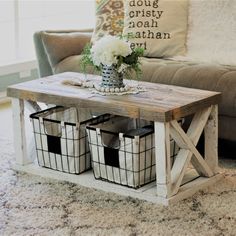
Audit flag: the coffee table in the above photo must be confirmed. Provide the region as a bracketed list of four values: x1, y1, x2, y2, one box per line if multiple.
[7, 72, 222, 205]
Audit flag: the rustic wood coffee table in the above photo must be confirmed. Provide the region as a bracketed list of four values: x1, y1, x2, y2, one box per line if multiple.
[7, 72, 222, 205]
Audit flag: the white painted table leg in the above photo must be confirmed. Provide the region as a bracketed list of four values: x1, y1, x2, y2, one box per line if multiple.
[12, 98, 32, 165]
[204, 105, 218, 174]
[155, 122, 171, 198]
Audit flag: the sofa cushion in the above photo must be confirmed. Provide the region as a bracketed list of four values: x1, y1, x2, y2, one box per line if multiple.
[91, 0, 124, 43]
[174, 0, 236, 66]
[55, 56, 236, 120]
[122, 0, 189, 58]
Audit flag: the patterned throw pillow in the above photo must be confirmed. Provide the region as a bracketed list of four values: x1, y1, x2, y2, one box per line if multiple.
[91, 0, 124, 42]
[122, 0, 189, 58]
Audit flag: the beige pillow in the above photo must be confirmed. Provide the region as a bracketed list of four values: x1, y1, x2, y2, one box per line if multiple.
[91, 0, 124, 42]
[41, 32, 91, 68]
[123, 0, 189, 58]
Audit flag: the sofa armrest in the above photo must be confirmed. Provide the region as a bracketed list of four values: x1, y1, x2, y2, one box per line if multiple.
[33, 29, 93, 77]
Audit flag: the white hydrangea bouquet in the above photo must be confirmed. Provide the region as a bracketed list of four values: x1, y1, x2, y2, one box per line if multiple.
[81, 35, 144, 81]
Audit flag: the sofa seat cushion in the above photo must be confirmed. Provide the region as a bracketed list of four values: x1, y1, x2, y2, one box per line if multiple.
[55, 56, 236, 118]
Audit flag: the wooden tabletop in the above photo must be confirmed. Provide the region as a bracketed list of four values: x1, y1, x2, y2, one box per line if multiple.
[7, 72, 221, 122]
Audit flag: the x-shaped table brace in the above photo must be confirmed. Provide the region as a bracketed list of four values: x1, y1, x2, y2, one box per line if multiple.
[154, 105, 218, 198]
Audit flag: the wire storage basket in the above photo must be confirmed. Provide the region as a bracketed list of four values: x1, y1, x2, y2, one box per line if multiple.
[86, 114, 179, 189]
[30, 106, 92, 174]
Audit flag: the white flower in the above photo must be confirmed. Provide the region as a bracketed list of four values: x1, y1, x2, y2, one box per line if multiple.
[91, 35, 132, 66]
[118, 63, 129, 73]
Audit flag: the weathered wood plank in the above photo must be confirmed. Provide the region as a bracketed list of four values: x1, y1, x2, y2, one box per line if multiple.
[170, 148, 192, 195]
[204, 105, 218, 174]
[155, 122, 171, 198]
[168, 174, 222, 205]
[171, 120, 213, 177]
[12, 98, 32, 165]
[24, 100, 41, 113]
[187, 107, 212, 143]
[169, 125, 188, 149]
[7, 72, 221, 122]
[170, 107, 214, 196]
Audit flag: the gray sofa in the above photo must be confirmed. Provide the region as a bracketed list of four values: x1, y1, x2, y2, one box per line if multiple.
[34, 29, 236, 145]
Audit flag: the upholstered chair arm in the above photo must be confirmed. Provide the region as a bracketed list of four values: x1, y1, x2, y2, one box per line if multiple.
[33, 29, 93, 77]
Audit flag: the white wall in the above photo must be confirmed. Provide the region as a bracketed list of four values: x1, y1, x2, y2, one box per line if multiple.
[0, 0, 95, 65]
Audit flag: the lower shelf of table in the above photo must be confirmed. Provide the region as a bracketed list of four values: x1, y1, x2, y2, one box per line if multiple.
[13, 163, 222, 206]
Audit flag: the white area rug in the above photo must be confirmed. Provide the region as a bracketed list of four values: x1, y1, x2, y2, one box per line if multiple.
[1, 137, 236, 236]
